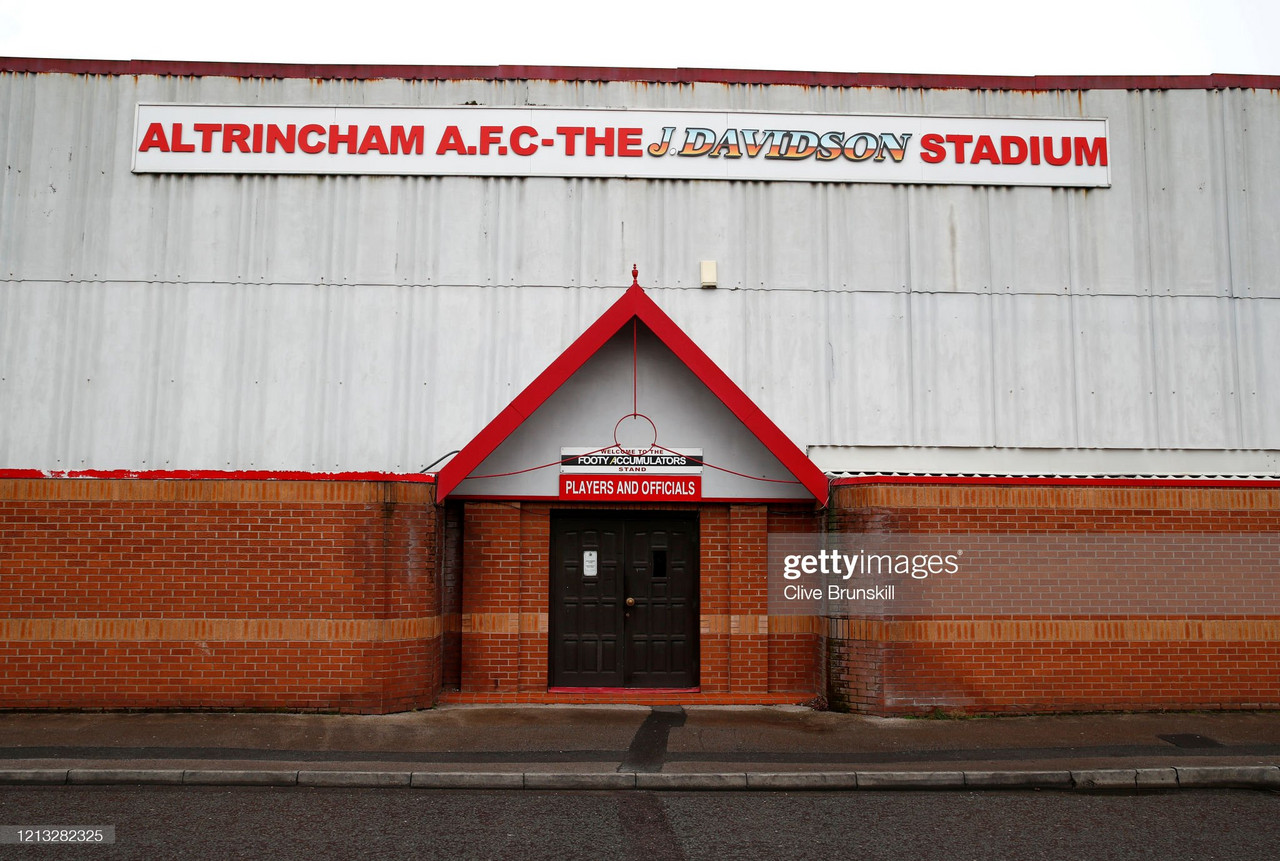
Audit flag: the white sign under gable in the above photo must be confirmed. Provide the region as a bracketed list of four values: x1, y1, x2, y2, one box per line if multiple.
[133, 105, 1110, 187]
[560, 447, 703, 475]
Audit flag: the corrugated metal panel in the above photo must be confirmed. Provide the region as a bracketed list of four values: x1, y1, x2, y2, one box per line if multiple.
[990, 293, 1076, 447]
[1236, 298, 1280, 447]
[1, 281, 1276, 472]
[1070, 295, 1159, 447]
[2, 72, 1280, 473]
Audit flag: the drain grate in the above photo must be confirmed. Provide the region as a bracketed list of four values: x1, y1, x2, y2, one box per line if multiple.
[1158, 733, 1224, 748]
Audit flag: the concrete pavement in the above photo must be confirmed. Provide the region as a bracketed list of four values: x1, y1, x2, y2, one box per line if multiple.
[1, 705, 1278, 790]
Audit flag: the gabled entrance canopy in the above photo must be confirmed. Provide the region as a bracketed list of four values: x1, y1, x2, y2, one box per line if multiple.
[436, 273, 829, 504]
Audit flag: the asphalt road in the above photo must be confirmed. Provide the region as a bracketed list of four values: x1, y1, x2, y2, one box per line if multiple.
[2, 786, 1278, 860]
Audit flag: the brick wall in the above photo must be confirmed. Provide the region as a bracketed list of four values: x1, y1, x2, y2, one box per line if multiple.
[826, 482, 1280, 714]
[12, 475, 1266, 715]
[0, 478, 441, 713]
[447, 500, 823, 705]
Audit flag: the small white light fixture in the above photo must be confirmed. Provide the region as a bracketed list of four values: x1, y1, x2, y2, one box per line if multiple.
[700, 260, 717, 289]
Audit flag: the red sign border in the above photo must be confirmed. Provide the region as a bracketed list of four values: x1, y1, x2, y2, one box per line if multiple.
[559, 474, 702, 502]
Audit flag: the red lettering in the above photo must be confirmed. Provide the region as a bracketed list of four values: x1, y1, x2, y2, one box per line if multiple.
[557, 126, 584, 155]
[970, 134, 999, 164]
[222, 124, 250, 153]
[193, 123, 220, 153]
[171, 124, 195, 153]
[299, 124, 326, 154]
[618, 128, 642, 157]
[328, 124, 359, 154]
[1031, 135, 1041, 165]
[436, 125, 467, 155]
[944, 134, 973, 163]
[391, 126, 423, 155]
[510, 126, 538, 156]
[138, 122, 169, 152]
[1043, 136, 1071, 166]
[1074, 136, 1108, 166]
[358, 126, 389, 155]
[920, 133, 946, 164]
[251, 124, 263, 153]
[267, 124, 296, 153]
[479, 125, 503, 155]
[1000, 135, 1027, 165]
[585, 127, 614, 156]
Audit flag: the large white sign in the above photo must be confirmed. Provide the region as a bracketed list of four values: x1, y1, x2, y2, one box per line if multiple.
[133, 105, 1110, 187]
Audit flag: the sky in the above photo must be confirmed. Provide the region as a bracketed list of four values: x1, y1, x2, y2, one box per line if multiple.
[1, 0, 1277, 76]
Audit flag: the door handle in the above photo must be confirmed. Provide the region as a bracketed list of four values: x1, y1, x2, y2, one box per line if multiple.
[625, 597, 636, 607]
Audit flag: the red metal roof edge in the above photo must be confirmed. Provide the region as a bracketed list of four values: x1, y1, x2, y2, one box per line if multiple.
[435, 282, 829, 503]
[0, 468, 435, 483]
[445, 495, 812, 505]
[3, 57, 1278, 91]
[832, 475, 1280, 489]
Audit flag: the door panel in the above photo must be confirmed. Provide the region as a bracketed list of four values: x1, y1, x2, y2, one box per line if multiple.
[551, 514, 698, 688]
[551, 520, 624, 687]
[624, 523, 696, 686]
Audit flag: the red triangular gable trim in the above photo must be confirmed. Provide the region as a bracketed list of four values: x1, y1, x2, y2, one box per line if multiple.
[436, 283, 830, 503]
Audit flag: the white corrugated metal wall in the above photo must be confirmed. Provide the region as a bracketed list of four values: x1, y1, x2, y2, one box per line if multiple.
[1, 70, 1278, 473]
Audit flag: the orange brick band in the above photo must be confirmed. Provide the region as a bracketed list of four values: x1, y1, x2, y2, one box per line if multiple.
[0, 478, 435, 504]
[0, 617, 441, 642]
[826, 618, 1280, 643]
[457, 613, 823, 637]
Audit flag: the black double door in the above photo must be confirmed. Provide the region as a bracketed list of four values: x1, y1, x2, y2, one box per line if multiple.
[550, 514, 698, 688]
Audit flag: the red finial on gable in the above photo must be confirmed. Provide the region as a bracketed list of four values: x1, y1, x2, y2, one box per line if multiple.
[631, 264, 640, 288]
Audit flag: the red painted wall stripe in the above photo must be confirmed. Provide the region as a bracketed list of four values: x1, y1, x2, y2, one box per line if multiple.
[831, 475, 1280, 489]
[4, 57, 1278, 92]
[0, 468, 435, 483]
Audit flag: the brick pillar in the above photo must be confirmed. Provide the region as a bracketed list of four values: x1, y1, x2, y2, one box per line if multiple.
[826, 618, 884, 712]
[372, 483, 443, 712]
[698, 506, 730, 693]
[518, 504, 550, 692]
[767, 506, 823, 697]
[460, 502, 522, 694]
[728, 504, 769, 694]
[440, 503, 464, 690]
